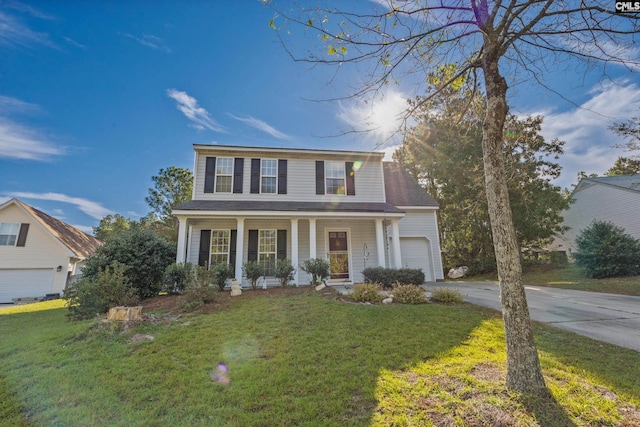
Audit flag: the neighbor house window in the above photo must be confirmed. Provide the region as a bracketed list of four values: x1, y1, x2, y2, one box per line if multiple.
[0, 223, 19, 246]
[215, 157, 234, 193]
[258, 229, 277, 275]
[261, 159, 277, 194]
[210, 230, 230, 266]
[325, 161, 346, 195]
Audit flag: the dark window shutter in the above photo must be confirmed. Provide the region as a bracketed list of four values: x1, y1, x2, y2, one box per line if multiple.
[277, 229, 287, 260]
[229, 230, 238, 271]
[277, 159, 287, 194]
[346, 161, 356, 196]
[233, 158, 244, 193]
[204, 157, 216, 193]
[250, 159, 260, 194]
[198, 230, 211, 267]
[316, 161, 325, 195]
[16, 223, 29, 247]
[248, 229, 258, 261]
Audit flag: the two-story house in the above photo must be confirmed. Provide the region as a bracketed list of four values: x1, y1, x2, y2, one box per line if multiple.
[172, 144, 444, 287]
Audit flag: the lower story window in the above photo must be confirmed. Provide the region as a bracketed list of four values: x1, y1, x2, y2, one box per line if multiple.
[210, 230, 230, 266]
[258, 229, 276, 276]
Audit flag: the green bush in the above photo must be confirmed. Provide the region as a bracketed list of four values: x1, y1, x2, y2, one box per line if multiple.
[275, 259, 295, 288]
[242, 261, 264, 290]
[65, 262, 139, 320]
[350, 283, 383, 303]
[574, 220, 640, 279]
[362, 267, 425, 288]
[392, 284, 428, 304]
[430, 287, 465, 304]
[179, 264, 218, 311]
[211, 263, 234, 291]
[301, 258, 331, 284]
[162, 262, 195, 294]
[82, 227, 176, 299]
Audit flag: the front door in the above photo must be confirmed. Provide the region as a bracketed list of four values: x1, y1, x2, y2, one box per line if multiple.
[328, 231, 349, 281]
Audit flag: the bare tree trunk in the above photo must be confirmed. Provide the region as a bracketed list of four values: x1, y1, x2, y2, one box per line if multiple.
[481, 57, 547, 393]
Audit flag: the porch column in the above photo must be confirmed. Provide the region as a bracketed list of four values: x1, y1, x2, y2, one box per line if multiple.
[235, 218, 245, 281]
[176, 216, 188, 263]
[391, 218, 402, 268]
[375, 218, 386, 268]
[309, 218, 317, 259]
[291, 218, 299, 286]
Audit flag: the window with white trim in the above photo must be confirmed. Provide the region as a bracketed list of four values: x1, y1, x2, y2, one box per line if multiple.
[325, 161, 346, 195]
[258, 229, 277, 275]
[261, 159, 277, 194]
[0, 223, 19, 246]
[215, 157, 234, 193]
[210, 230, 230, 266]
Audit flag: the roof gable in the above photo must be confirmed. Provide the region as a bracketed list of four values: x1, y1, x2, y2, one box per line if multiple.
[382, 162, 439, 208]
[576, 175, 640, 195]
[0, 198, 102, 258]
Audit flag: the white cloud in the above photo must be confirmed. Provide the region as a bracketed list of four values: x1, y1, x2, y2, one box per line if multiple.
[0, 9, 53, 49]
[62, 36, 86, 49]
[0, 96, 64, 161]
[166, 89, 227, 133]
[336, 87, 411, 148]
[121, 33, 170, 53]
[3, 192, 113, 220]
[530, 80, 640, 188]
[228, 114, 291, 140]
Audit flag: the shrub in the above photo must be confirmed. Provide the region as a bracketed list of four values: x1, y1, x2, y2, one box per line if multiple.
[362, 267, 425, 288]
[242, 261, 264, 290]
[430, 287, 465, 304]
[350, 283, 383, 303]
[81, 227, 176, 299]
[180, 264, 218, 311]
[301, 258, 331, 284]
[211, 263, 234, 291]
[574, 220, 640, 279]
[274, 259, 295, 288]
[392, 284, 428, 304]
[162, 262, 195, 294]
[65, 262, 139, 320]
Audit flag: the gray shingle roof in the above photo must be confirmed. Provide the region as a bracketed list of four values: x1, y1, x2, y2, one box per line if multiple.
[173, 200, 404, 214]
[581, 175, 640, 193]
[383, 162, 439, 208]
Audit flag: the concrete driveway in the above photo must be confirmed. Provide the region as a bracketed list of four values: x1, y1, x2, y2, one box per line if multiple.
[423, 281, 640, 352]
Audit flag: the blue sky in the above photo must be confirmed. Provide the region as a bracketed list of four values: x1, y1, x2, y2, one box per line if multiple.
[1, 1, 639, 234]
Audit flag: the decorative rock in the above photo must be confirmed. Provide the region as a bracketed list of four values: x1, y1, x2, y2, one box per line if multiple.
[382, 294, 394, 304]
[447, 266, 469, 279]
[107, 306, 143, 321]
[315, 283, 326, 290]
[230, 279, 242, 296]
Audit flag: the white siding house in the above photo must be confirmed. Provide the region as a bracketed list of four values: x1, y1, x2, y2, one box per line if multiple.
[173, 144, 444, 287]
[551, 175, 640, 258]
[0, 199, 102, 303]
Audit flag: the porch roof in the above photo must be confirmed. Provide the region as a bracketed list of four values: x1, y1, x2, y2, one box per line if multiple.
[173, 200, 404, 215]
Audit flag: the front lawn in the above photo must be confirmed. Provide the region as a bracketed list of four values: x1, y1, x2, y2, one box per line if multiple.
[1, 290, 639, 426]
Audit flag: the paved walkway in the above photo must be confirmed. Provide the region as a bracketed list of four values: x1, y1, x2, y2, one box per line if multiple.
[423, 281, 640, 352]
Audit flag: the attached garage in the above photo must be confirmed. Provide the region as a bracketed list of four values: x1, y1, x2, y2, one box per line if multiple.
[400, 237, 434, 281]
[0, 269, 55, 303]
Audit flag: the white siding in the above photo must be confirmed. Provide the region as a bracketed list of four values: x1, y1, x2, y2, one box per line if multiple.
[553, 184, 640, 256]
[192, 151, 386, 203]
[391, 209, 444, 280]
[0, 204, 71, 296]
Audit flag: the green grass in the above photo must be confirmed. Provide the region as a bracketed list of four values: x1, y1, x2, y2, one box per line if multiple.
[1, 292, 639, 426]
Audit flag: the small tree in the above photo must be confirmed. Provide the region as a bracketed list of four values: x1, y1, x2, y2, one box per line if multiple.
[242, 261, 264, 290]
[274, 259, 295, 288]
[574, 220, 640, 279]
[300, 258, 330, 284]
[211, 263, 234, 291]
[162, 262, 195, 294]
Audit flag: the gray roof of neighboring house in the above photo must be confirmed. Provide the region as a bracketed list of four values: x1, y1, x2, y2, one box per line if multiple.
[578, 175, 640, 193]
[383, 162, 440, 208]
[173, 200, 405, 214]
[2, 199, 102, 258]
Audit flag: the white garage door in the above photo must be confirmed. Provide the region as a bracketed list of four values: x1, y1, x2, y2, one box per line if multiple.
[0, 269, 55, 303]
[400, 238, 432, 281]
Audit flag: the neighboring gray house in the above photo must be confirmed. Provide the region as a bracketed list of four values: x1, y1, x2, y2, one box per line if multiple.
[172, 144, 444, 287]
[550, 175, 640, 258]
[0, 198, 102, 303]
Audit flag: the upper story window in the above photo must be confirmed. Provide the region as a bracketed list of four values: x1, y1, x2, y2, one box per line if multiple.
[0, 223, 20, 246]
[325, 161, 346, 195]
[215, 158, 234, 193]
[261, 159, 277, 194]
